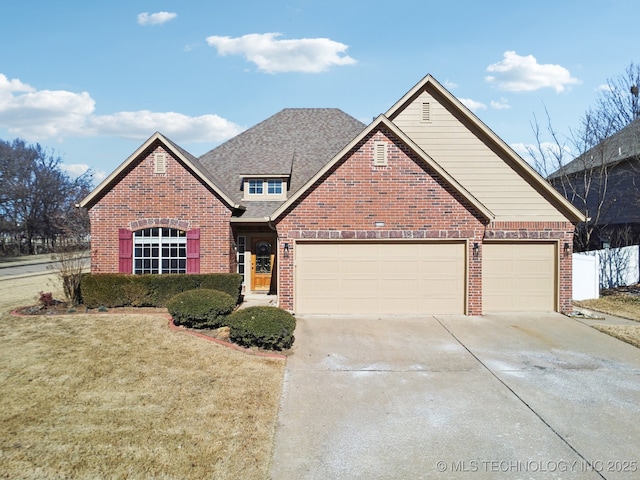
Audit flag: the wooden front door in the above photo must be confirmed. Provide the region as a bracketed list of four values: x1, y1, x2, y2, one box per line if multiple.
[251, 238, 275, 291]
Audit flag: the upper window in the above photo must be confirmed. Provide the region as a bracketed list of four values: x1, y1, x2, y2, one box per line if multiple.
[248, 179, 263, 195]
[267, 179, 283, 194]
[243, 178, 286, 200]
[133, 227, 186, 274]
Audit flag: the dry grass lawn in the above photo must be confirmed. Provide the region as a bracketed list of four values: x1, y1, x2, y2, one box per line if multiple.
[0, 274, 285, 479]
[575, 293, 640, 349]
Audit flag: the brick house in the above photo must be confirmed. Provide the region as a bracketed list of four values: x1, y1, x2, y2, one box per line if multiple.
[79, 74, 584, 315]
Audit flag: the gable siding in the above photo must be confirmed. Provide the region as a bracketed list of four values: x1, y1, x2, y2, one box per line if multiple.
[87, 145, 233, 274]
[392, 90, 567, 222]
[276, 128, 487, 314]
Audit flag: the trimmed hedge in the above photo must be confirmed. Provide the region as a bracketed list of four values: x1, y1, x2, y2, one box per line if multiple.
[226, 306, 296, 351]
[167, 289, 236, 328]
[80, 273, 242, 308]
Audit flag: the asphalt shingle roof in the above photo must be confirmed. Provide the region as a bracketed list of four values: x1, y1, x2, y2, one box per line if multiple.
[549, 117, 640, 179]
[198, 108, 366, 218]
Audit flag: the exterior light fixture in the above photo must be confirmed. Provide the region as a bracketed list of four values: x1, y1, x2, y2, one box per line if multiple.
[564, 242, 571, 256]
[283, 242, 290, 258]
[473, 242, 479, 257]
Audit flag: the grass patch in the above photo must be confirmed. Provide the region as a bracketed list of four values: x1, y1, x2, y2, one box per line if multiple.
[0, 310, 284, 479]
[592, 324, 640, 349]
[575, 293, 640, 349]
[575, 294, 640, 322]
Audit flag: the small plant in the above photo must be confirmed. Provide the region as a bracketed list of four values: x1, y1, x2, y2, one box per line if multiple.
[49, 250, 87, 306]
[226, 306, 296, 351]
[67, 308, 77, 314]
[97, 305, 108, 312]
[167, 289, 236, 328]
[38, 291, 55, 307]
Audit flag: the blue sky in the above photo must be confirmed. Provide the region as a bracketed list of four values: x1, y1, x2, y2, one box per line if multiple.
[1, 0, 638, 184]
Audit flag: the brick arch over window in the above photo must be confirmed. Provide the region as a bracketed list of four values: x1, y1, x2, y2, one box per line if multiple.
[118, 227, 200, 274]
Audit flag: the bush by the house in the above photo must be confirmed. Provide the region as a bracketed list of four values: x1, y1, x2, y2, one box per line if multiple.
[80, 273, 242, 308]
[167, 289, 236, 328]
[226, 306, 296, 351]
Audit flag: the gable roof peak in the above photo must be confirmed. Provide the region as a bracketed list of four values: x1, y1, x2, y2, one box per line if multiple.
[78, 131, 240, 210]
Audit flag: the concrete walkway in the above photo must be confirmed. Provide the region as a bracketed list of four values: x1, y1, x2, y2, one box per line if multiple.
[270, 313, 640, 479]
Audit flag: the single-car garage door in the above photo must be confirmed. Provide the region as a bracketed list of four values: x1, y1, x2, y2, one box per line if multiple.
[482, 242, 557, 312]
[295, 242, 466, 315]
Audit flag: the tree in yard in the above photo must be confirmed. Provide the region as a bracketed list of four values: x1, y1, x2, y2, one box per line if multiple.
[529, 63, 640, 252]
[0, 138, 93, 255]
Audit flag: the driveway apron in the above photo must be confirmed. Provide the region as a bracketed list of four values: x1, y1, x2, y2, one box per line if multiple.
[270, 313, 640, 479]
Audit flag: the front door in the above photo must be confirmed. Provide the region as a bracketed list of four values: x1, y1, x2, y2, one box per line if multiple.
[251, 238, 274, 291]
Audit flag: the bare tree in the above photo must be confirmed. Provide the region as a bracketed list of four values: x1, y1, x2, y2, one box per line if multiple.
[0, 138, 92, 255]
[529, 63, 640, 252]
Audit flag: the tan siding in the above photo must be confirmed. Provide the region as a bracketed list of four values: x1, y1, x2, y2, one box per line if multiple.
[393, 91, 566, 221]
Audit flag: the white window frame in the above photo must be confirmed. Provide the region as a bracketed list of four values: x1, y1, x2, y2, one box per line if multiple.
[267, 179, 283, 194]
[133, 227, 187, 274]
[248, 179, 263, 195]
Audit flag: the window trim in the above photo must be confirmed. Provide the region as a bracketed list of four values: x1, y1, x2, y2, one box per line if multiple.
[243, 177, 287, 200]
[132, 227, 187, 274]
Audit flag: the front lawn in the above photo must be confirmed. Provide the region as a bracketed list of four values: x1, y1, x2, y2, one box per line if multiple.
[575, 290, 640, 349]
[0, 278, 284, 479]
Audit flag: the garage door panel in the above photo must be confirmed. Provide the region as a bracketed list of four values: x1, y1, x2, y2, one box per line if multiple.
[296, 242, 465, 315]
[483, 242, 556, 312]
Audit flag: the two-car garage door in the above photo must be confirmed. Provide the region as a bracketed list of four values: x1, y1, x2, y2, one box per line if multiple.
[295, 242, 465, 315]
[294, 240, 558, 315]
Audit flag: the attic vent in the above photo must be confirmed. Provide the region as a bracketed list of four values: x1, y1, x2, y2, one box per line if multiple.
[373, 141, 388, 166]
[154, 153, 167, 174]
[421, 102, 431, 123]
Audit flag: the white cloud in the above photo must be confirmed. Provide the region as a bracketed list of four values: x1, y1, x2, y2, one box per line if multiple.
[59, 163, 107, 182]
[87, 111, 243, 143]
[490, 97, 511, 110]
[60, 163, 90, 177]
[485, 51, 579, 93]
[0, 73, 242, 144]
[444, 79, 458, 90]
[0, 74, 95, 138]
[137, 12, 177, 26]
[459, 98, 487, 112]
[206, 32, 357, 73]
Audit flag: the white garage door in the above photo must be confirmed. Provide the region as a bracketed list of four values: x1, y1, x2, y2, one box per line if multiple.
[295, 242, 466, 315]
[483, 242, 557, 312]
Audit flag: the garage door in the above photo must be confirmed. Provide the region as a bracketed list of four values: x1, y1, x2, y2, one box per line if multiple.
[482, 242, 557, 312]
[295, 242, 466, 315]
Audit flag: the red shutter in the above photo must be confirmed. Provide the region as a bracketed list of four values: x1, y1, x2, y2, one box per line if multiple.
[186, 229, 200, 274]
[118, 229, 133, 274]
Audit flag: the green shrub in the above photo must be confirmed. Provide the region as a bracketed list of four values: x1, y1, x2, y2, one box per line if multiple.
[226, 306, 296, 351]
[80, 273, 242, 308]
[167, 289, 236, 328]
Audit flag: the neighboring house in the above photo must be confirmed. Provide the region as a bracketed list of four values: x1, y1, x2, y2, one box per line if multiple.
[79, 75, 584, 315]
[548, 117, 640, 250]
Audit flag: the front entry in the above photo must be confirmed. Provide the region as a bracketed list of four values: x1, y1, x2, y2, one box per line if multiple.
[251, 238, 275, 291]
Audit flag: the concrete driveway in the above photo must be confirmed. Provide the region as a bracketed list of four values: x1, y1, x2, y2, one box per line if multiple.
[270, 313, 640, 479]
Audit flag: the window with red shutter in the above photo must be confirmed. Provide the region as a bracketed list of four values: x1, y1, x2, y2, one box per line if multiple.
[186, 229, 200, 274]
[118, 229, 133, 273]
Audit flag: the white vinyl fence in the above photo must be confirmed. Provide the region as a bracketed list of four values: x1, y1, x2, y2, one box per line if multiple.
[573, 253, 600, 300]
[573, 245, 640, 300]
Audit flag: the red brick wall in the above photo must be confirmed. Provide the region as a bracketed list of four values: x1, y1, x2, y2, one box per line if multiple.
[87, 144, 233, 273]
[276, 129, 487, 313]
[276, 128, 576, 315]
